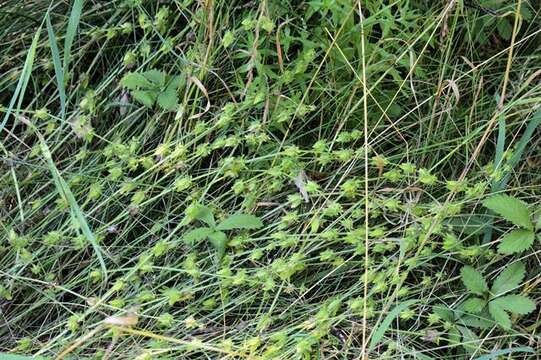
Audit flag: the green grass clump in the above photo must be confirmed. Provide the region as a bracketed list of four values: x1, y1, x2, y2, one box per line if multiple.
[1, 0, 541, 359]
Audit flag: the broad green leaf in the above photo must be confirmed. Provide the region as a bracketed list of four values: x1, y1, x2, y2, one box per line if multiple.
[142, 69, 166, 87]
[483, 195, 532, 230]
[497, 229, 535, 255]
[447, 325, 461, 345]
[433, 306, 454, 322]
[157, 89, 178, 111]
[183, 227, 214, 245]
[193, 205, 216, 227]
[208, 231, 227, 259]
[121, 72, 152, 90]
[132, 90, 157, 108]
[493, 295, 536, 315]
[496, 18, 512, 40]
[222, 30, 235, 48]
[461, 266, 488, 296]
[457, 325, 479, 353]
[491, 261, 525, 296]
[462, 297, 486, 313]
[460, 314, 493, 330]
[488, 301, 510, 328]
[216, 213, 263, 231]
[368, 299, 417, 351]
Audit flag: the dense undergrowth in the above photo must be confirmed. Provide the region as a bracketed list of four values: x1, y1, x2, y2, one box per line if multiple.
[1, 0, 541, 359]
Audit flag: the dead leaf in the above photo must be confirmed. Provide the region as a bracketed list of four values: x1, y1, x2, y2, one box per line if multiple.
[294, 170, 310, 203]
[119, 90, 130, 116]
[103, 312, 139, 327]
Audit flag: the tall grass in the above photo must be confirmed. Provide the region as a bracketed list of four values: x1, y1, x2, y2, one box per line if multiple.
[1, 0, 540, 358]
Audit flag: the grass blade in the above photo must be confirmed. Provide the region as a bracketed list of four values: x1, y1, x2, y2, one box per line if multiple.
[368, 300, 417, 352]
[38, 133, 108, 280]
[63, 0, 83, 73]
[46, 13, 66, 119]
[0, 21, 42, 134]
[473, 347, 534, 360]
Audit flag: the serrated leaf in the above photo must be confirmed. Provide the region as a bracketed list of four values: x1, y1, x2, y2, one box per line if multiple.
[183, 227, 214, 245]
[142, 69, 166, 87]
[461, 266, 488, 296]
[157, 89, 178, 111]
[493, 295, 536, 315]
[121, 72, 152, 90]
[166, 75, 184, 91]
[132, 90, 157, 108]
[488, 301, 511, 328]
[491, 261, 525, 296]
[460, 314, 493, 330]
[217, 213, 263, 231]
[433, 306, 454, 322]
[497, 229, 535, 255]
[193, 205, 216, 227]
[208, 231, 227, 259]
[496, 18, 512, 40]
[483, 195, 533, 229]
[462, 297, 487, 313]
[457, 325, 479, 353]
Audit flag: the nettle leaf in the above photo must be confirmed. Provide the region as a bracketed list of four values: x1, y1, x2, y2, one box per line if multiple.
[494, 295, 536, 315]
[157, 89, 178, 111]
[142, 69, 166, 87]
[488, 301, 511, 329]
[217, 213, 263, 231]
[462, 297, 487, 313]
[208, 231, 227, 259]
[121, 72, 152, 90]
[183, 227, 214, 245]
[491, 261, 525, 296]
[483, 195, 533, 230]
[461, 266, 488, 296]
[497, 229, 535, 255]
[461, 313, 493, 330]
[132, 90, 157, 108]
[193, 205, 216, 227]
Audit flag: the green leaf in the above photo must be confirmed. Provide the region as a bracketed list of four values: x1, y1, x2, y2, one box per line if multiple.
[483, 195, 533, 229]
[488, 300, 511, 328]
[142, 69, 166, 87]
[192, 205, 216, 227]
[368, 299, 417, 352]
[217, 213, 263, 231]
[462, 297, 487, 313]
[461, 266, 488, 296]
[457, 325, 479, 353]
[461, 314, 493, 330]
[222, 30, 235, 48]
[208, 231, 227, 259]
[497, 229, 535, 255]
[121, 72, 152, 90]
[166, 75, 184, 91]
[496, 19, 512, 40]
[491, 261, 525, 296]
[132, 90, 157, 108]
[183, 227, 214, 245]
[157, 89, 178, 111]
[493, 295, 536, 315]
